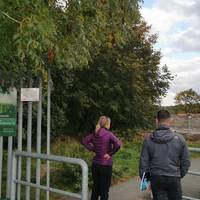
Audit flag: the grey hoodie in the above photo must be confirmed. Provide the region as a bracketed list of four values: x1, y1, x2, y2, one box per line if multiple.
[139, 125, 191, 178]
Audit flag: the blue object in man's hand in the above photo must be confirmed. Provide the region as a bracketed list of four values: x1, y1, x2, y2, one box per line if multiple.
[140, 172, 150, 191]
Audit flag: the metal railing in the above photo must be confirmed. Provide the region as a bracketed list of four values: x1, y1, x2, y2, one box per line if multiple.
[183, 147, 200, 200]
[10, 151, 88, 200]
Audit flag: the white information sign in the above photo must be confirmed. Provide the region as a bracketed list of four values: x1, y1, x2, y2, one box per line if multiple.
[21, 88, 40, 102]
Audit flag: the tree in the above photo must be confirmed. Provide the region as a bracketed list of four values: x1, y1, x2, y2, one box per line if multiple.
[175, 89, 200, 113]
[51, 20, 173, 134]
[0, 0, 142, 83]
[0, 0, 173, 136]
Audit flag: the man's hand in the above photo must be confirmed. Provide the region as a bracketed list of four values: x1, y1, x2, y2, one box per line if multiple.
[104, 154, 111, 160]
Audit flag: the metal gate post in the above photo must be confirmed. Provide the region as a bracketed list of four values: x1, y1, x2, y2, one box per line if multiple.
[0, 136, 3, 197]
[26, 79, 33, 200]
[81, 162, 88, 200]
[17, 79, 23, 200]
[11, 154, 17, 200]
[0, 75, 3, 197]
[6, 136, 13, 197]
[46, 69, 51, 200]
[35, 78, 42, 200]
[7, 83, 15, 198]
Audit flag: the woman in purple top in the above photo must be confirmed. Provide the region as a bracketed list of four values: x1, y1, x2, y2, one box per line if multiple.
[82, 116, 122, 200]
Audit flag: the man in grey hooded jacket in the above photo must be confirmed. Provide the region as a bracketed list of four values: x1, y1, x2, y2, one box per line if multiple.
[139, 110, 191, 200]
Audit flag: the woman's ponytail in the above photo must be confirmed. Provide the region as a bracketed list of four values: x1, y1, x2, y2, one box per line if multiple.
[95, 116, 107, 133]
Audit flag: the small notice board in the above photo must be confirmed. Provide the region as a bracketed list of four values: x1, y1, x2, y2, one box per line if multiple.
[21, 88, 39, 102]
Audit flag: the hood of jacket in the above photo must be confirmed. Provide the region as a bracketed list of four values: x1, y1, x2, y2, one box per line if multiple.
[95, 128, 108, 137]
[150, 125, 174, 144]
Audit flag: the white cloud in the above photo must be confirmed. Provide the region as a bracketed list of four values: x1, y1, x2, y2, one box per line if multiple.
[142, 0, 200, 52]
[162, 91, 176, 106]
[142, 0, 200, 105]
[162, 47, 173, 56]
[141, 7, 183, 43]
[161, 56, 200, 74]
[162, 55, 200, 93]
[173, 28, 200, 52]
[161, 57, 200, 106]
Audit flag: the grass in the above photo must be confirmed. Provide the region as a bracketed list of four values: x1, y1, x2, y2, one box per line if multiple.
[112, 137, 142, 182]
[50, 136, 143, 191]
[187, 140, 200, 158]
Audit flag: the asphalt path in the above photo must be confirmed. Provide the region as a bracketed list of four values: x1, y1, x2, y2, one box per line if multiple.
[108, 158, 200, 200]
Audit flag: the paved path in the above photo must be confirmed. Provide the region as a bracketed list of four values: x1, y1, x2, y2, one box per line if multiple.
[63, 158, 200, 200]
[109, 177, 150, 200]
[109, 158, 200, 200]
[182, 158, 200, 199]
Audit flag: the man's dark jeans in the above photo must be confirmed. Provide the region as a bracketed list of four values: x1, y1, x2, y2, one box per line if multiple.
[151, 176, 182, 200]
[91, 164, 112, 200]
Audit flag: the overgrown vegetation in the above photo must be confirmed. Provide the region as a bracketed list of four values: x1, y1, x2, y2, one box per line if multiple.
[49, 136, 142, 190]
[0, 0, 173, 137]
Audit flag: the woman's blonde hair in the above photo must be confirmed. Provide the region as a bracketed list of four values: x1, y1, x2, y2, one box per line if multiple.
[95, 116, 111, 133]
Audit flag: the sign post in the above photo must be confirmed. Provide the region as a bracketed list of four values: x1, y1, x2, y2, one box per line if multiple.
[0, 88, 17, 137]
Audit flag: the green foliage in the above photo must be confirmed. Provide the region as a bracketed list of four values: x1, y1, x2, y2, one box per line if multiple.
[0, 0, 142, 80]
[0, 0, 173, 136]
[51, 22, 173, 134]
[112, 138, 142, 180]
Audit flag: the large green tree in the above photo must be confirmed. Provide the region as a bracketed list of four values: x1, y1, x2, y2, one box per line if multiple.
[0, 0, 173, 136]
[51, 21, 173, 134]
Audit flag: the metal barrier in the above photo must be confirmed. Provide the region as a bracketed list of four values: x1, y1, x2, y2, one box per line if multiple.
[10, 151, 88, 200]
[183, 147, 200, 200]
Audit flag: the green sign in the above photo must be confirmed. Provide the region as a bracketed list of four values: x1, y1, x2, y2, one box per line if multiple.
[0, 87, 17, 136]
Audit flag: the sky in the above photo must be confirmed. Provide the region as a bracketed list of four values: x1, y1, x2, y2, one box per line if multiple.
[141, 0, 200, 106]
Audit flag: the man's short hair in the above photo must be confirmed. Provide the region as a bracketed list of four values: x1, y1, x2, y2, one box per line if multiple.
[157, 110, 171, 121]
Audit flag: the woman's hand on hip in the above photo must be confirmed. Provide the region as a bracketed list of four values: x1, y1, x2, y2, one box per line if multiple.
[104, 154, 111, 160]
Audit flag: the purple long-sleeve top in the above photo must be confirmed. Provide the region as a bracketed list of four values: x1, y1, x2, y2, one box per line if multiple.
[81, 128, 122, 166]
